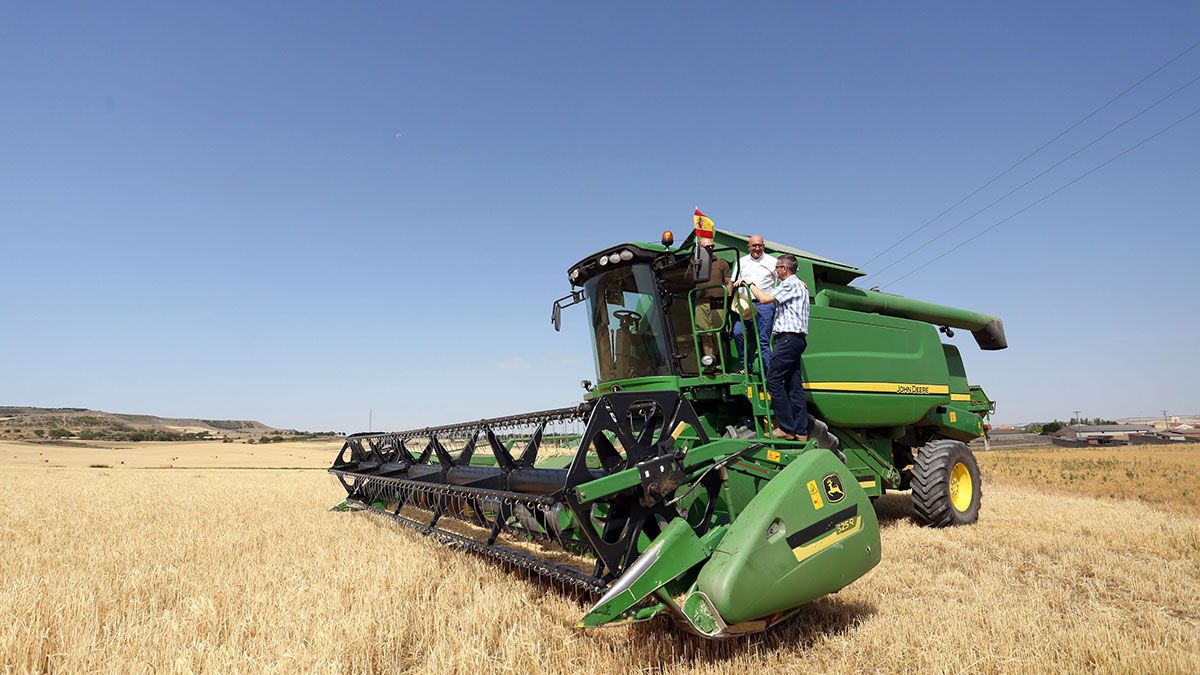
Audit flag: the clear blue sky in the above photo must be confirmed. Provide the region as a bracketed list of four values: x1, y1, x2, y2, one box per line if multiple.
[3, 2, 1197, 430]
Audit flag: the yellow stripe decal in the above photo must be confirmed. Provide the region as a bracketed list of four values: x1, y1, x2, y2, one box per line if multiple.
[803, 382, 951, 395]
[950, 393, 972, 401]
[858, 479, 877, 489]
[792, 516, 862, 562]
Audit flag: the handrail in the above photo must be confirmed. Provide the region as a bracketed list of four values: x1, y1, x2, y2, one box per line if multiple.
[687, 284, 731, 375]
[682, 244, 777, 437]
[740, 294, 774, 437]
[686, 283, 776, 438]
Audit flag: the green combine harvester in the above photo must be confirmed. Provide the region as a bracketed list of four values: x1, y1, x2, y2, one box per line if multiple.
[330, 229, 1005, 637]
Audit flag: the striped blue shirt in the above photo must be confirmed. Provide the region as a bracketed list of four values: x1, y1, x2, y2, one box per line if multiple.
[771, 275, 810, 335]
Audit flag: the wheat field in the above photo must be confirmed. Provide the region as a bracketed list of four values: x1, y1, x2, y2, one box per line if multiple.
[1, 442, 1198, 673]
[979, 443, 1200, 513]
[0, 439, 335, 470]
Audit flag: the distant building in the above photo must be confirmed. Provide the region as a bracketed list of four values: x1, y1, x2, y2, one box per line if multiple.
[1056, 424, 1154, 441]
[1170, 424, 1200, 441]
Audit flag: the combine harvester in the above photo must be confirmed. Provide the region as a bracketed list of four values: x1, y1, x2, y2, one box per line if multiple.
[330, 228, 1006, 637]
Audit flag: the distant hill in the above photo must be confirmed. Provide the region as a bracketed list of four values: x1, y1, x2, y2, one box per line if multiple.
[0, 406, 280, 442]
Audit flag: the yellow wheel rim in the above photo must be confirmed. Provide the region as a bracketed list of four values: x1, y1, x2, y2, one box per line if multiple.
[949, 462, 973, 512]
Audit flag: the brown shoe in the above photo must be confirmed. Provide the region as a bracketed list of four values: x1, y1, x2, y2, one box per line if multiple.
[792, 435, 809, 443]
[771, 428, 796, 440]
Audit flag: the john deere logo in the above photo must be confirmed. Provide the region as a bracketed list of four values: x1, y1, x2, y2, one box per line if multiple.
[822, 473, 846, 503]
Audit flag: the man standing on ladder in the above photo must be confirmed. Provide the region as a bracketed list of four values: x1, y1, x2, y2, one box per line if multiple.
[742, 253, 809, 441]
[732, 235, 777, 375]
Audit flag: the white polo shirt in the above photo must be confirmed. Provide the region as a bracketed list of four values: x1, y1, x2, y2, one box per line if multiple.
[735, 251, 777, 294]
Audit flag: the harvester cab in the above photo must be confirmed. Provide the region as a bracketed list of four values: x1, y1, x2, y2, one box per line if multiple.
[330, 227, 1005, 637]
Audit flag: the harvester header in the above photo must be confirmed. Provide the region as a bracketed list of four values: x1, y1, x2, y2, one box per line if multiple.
[331, 225, 1004, 636]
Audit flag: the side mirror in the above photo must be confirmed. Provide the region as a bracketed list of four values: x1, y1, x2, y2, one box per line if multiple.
[692, 245, 713, 283]
[550, 290, 586, 332]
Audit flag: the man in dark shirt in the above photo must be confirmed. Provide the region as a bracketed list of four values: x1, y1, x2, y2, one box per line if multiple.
[694, 237, 731, 362]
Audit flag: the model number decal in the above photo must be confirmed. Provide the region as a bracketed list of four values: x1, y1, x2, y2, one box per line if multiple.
[834, 517, 857, 535]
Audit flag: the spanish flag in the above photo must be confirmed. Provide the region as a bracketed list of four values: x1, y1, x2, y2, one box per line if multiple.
[693, 208, 715, 239]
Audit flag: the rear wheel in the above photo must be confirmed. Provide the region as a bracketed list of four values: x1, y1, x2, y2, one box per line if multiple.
[911, 439, 981, 527]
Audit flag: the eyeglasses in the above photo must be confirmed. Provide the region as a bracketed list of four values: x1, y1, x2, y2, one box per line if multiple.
[775, 265, 786, 270]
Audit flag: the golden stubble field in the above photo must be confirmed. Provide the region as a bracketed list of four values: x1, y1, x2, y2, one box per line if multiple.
[979, 443, 1200, 513]
[1, 441, 1198, 673]
[0, 439, 335, 470]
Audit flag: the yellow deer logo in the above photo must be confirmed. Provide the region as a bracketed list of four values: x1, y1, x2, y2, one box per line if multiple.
[822, 473, 846, 503]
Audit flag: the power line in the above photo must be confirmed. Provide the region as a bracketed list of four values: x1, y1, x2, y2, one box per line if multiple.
[878, 102, 1200, 285]
[867, 71, 1200, 280]
[860, 38, 1200, 269]
[877, 104, 1200, 289]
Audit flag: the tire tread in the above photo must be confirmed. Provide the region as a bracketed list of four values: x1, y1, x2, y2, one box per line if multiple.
[911, 439, 981, 527]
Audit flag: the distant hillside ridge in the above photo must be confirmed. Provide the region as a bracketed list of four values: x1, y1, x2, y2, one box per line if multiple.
[0, 406, 281, 442]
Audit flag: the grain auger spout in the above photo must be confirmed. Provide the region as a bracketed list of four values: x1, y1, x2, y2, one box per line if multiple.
[330, 390, 880, 636]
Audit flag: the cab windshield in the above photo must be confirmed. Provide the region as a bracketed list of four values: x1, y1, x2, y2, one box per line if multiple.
[585, 264, 674, 382]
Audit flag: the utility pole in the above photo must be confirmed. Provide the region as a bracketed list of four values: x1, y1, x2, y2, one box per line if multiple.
[369, 409, 373, 433]
[1162, 409, 1169, 428]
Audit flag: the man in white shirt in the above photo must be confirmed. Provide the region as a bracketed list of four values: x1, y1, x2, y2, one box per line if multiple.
[731, 235, 777, 374]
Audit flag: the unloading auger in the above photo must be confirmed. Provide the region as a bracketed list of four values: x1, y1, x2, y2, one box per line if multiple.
[331, 227, 1005, 636]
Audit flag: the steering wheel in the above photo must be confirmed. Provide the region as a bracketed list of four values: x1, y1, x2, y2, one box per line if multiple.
[612, 309, 642, 326]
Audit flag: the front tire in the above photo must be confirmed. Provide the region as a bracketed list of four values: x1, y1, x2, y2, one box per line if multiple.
[911, 439, 981, 527]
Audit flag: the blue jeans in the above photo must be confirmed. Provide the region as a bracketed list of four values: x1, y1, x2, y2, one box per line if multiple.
[732, 301, 774, 373]
[767, 333, 808, 436]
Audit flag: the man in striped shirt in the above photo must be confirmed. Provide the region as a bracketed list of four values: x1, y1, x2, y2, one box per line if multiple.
[742, 253, 810, 441]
